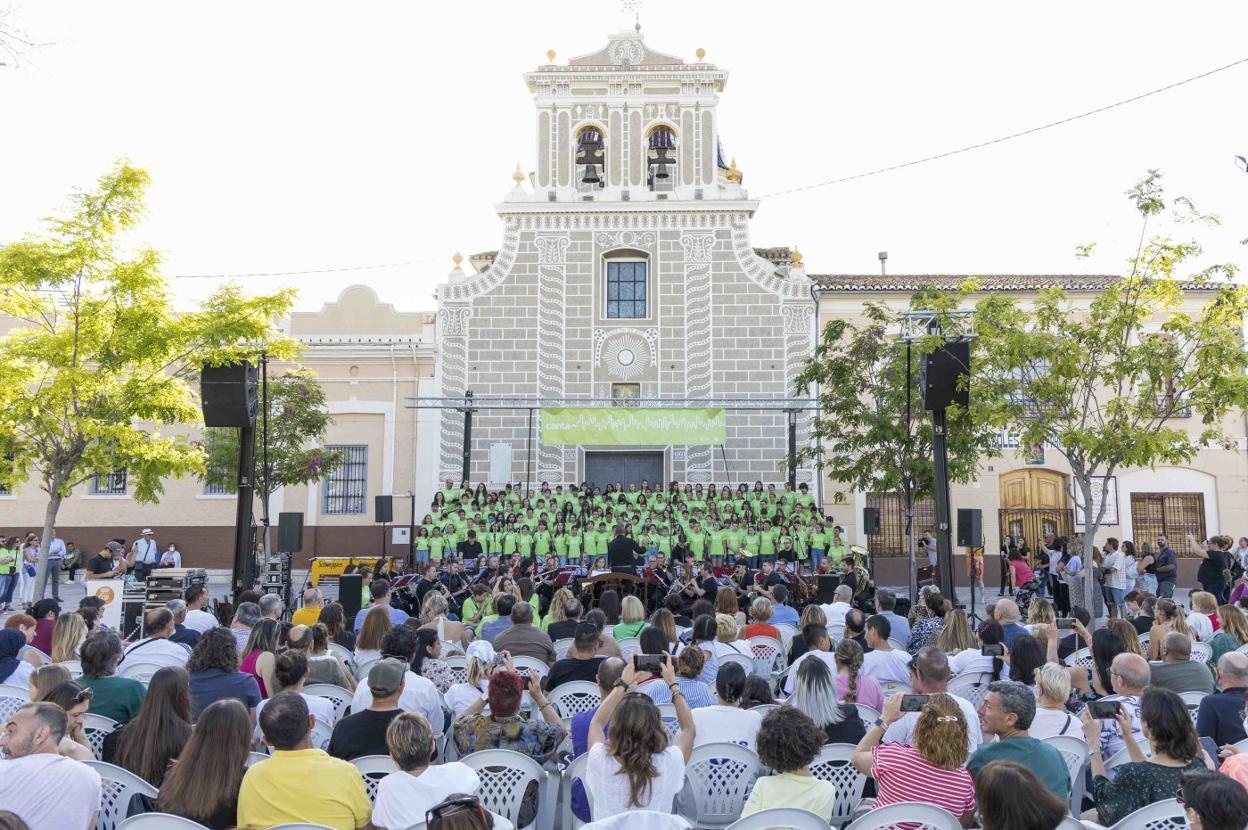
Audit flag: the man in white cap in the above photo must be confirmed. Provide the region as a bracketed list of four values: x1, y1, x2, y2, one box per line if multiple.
[130, 529, 159, 582]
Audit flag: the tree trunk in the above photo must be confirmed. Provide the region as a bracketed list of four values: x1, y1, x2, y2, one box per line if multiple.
[904, 484, 917, 602]
[1076, 476, 1100, 628]
[31, 489, 64, 603]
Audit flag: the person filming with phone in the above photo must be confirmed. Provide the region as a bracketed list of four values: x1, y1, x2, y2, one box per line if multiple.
[1090, 652, 1148, 757]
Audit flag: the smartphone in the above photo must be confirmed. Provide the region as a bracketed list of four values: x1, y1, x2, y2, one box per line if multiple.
[1057, 618, 1076, 630]
[633, 654, 664, 674]
[981, 644, 1005, 657]
[900, 694, 931, 712]
[1089, 700, 1122, 719]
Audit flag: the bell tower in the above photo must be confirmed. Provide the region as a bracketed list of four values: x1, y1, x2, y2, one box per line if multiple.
[517, 32, 744, 203]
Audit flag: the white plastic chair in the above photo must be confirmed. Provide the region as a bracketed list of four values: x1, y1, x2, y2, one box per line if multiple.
[580, 813, 689, 830]
[726, 808, 831, 830]
[946, 672, 993, 709]
[1104, 797, 1186, 830]
[616, 638, 642, 662]
[1189, 641, 1212, 663]
[440, 639, 465, 657]
[561, 751, 594, 830]
[59, 658, 84, 676]
[1064, 647, 1096, 671]
[509, 655, 549, 680]
[746, 636, 786, 679]
[1047, 734, 1090, 815]
[116, 815, 211, 830]
[460, 748, 554, 830]
[749, 703, 781, 718]
[0, 682, 29, 698]
[877, 679, 912, 696]
[681, 741, 762, 829]
[886, 638, 907, 653]
[553, 638, 574, 661]
[351, 754, 400, 803]
[84, 760, 160, 830]
[1055, 818, 1089, 830]
[445, 654, 469, 685]
[311, 718, 333, 751]
[774, 624, 798, 651]
[1179, 690, 1205, 722]
[843, 801, 962, 830]
[853, 704, 881, 732]
[547, 681, 601, 719]
[657, 702, 681, 740]
[118, 662, 164, 683]
[1236, 643, 1248, 656]
[245, 751, 270, 767]
[0, 694, 26, 723]
[719, 652, 756, 676]
[809, 743, 867, 827]
[84, 713, 121, 760]
[828, 625, 845, 642]
[354, 655, 380, 681]
[327, 642, 354, 663]
[1103, 737, 1152, 775]
[304, 682, 353, 723]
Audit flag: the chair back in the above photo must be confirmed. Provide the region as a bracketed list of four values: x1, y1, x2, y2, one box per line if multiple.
[656, 702, 681, 740]
[354, 656, 380, 681]
[809, 743, 867, 826]
[84, 760, 160, 830]
[1106, 797, 1186, 830]
[0, 693, 26, 724]
[886, 638, 906, 652]
[1055, 818, 1087, 830]
[842, 801, 961, 830]
[853, 704, 881, 732]
[327, 642, 354, 663]
[616, 638, 642, 662]
[774, 624, 798, 650]
[748, 703, 780, 717]
[310, 718, 333, 751]
[1104, 737, 1152, 775]
[116, 815, 212, 830]
[579, 812, 689, 830]
[118, 662, 164, 683]
[83, 713, 121, 761]
[303, 683, 353, 723]
[548, 681, 602, 718]
[459, 748, 552, 830]
[60, 658, 84, 676]
[509, 655, 549, 680]
[245, 751, 270, 767]
[561, 751, 594, 830]
[351, 754, 400, 803]
[681, 741, 762, 829]
[1189, 642, 1212, 663]
[719, 652, 755, 676]
[746, 636, 786, 678]
[946, 672, 993, 709]
[440, 639, 465, 656]
[725, 808, 830, 830]
[1179, 690, 1205, 723]
[445, 654, 469, 685]
[828, 625, 845, 643]
[553, 638, 574, 662]
[1064, 647, 1096, 671]
[1046, 734, 1090, 814]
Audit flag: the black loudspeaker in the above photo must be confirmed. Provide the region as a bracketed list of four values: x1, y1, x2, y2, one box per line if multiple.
[917, 565, 936, 587]
[957, 508, 983, 547]
[816, 574, 842, 604]
[863, 507, 882, 535]
[278, 512, 303, 553]
[201, 363, 259, 427]
[375, 495, 393, 524]
[921, 339, 971, 411]
[339, 573, 363, 630]
[893, 596, 912, 618]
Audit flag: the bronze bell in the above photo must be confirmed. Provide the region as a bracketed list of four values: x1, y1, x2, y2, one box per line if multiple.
[649, 146, 675, 179]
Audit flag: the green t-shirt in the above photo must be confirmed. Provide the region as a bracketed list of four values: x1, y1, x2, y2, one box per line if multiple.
[517, 533, 534, 557]
[709, 529, 727, 558]
[566, 533, 583, 560]
[81, 676, 146, 723]
[503, 532, 519, 555]
[429, 536, 447, 558]
[967, 738, 1070, 801]
[688, 532, 707, 561]
[534, 531, 552, 556]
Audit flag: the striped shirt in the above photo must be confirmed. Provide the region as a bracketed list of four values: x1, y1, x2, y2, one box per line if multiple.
[642, 677, 716, 709]
[871, 743, 976, 818]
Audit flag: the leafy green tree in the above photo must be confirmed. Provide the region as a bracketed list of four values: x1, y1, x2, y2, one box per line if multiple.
[0, 162, 297, 599]
[795, 293, 998, 595]
[973, 171, 1248, 618]
[203, 368, 343, 549]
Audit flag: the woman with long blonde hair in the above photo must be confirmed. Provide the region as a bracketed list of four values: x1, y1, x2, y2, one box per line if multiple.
[1207, 604, 1248, 667]
[51, 612, 87, 663]
[934, 609, 977, 653]
[354, 605, 392, 666]
[541, 587, 574, 633]
[1027, 597, 1056, 627]
[1108, 619, 1144, 657]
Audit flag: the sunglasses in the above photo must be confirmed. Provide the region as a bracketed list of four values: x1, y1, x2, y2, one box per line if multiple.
[426, 796, 488, 828]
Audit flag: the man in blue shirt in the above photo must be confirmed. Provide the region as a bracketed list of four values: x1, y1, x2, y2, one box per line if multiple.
[768, 585, 800, 628]
[1154, 535, 1178, 598]
[996, 599, 1029, 648]
[480, 594, 515, 643]
[351, 578, 409, 631]
[1196, 652, 1248, 747]
[874, 588, 910, 646]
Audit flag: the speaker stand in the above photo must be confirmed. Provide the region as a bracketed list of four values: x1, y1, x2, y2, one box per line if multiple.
[231, 423, 257, 596]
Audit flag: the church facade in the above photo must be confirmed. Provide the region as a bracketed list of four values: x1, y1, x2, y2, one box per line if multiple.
[432, 31, 817, 491]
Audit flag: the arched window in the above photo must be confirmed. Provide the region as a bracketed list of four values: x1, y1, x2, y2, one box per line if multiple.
[576, 127, 605, 192]
[647, 126, 677, 192]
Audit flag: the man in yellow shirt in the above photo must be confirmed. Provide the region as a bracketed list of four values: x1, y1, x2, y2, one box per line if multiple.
[238, 691, 375, 830]
[291, 587, 325, 627]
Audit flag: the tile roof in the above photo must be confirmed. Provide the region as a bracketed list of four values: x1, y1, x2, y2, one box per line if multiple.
[811, 274, 1218, 292]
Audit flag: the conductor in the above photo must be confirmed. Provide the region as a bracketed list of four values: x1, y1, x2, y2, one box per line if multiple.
[607, 523, 646, 571]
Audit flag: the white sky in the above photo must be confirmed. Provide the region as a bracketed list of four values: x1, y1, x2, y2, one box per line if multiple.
[2, 1, 1246, 312]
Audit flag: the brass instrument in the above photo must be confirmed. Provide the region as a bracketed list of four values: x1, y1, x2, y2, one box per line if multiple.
[849, 545, 872, 593]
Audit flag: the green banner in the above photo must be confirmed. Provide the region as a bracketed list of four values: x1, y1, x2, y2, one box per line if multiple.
[542, 407, 726, 446]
